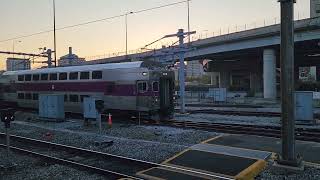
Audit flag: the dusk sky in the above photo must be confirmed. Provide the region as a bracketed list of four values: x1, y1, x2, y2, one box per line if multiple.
[0, 0, 310, 69]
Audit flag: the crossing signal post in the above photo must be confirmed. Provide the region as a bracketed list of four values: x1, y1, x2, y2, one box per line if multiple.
[1, 108, 15, 165]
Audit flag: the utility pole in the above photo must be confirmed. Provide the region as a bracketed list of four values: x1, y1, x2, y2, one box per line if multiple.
[143, 29, 195, 113]
[178, 29, 186, 113]
[187, 0, 191, 44]
[167, 29, 195, 113]
[277, 0, 302, 168]
[53, 0, 57, 67]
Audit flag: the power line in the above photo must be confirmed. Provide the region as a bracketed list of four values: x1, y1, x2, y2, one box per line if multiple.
[0, 0, 189, 43]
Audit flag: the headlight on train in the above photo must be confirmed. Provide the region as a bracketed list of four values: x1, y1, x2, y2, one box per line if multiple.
[142, 72, 148, 76]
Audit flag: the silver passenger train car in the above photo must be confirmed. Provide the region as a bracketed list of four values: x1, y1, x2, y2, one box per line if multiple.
[0, 61, 175, 119]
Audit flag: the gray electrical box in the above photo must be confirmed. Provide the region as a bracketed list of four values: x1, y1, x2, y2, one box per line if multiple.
[83, 97, 98, 119]
[209, 88, 227, 102]
[295, 91, 314, 123]
[39, 94, 65, 120]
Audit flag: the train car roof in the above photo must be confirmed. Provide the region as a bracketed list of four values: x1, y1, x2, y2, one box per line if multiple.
[3, 61, 162, 75]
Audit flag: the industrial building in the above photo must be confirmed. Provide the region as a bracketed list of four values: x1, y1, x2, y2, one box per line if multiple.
[58, 47, 86, 67]
[6, 57, 31, 71]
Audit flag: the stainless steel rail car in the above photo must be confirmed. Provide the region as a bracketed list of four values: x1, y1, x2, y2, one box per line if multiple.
[0, 61, 175, 119]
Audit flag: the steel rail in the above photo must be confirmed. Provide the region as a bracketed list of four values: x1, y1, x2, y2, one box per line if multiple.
[0, 133, 233, 180]
[186, 109, 320, 118]
[0, 143, 141, 180]
[159, 120, 320, 142]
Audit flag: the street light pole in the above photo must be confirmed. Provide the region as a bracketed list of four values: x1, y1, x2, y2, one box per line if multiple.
[125, 12, 133, 56]
[12, 40, 22, 58]
[125, 13, 128, 56]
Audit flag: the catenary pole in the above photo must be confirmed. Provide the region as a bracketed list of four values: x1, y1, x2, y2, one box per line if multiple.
[278, 0, 299, 166]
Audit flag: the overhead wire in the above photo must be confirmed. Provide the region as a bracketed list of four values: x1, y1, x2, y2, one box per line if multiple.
[0, 0, 189, 43]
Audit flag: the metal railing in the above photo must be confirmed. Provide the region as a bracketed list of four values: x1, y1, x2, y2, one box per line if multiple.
[84, 12, 310, 61]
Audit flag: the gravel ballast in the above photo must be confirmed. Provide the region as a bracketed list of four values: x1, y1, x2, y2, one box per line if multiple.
[257, 162, 320, 180]
[2, 112, 320, 179]
[0, 112, 219, 179]
[0, 149, 105, 180]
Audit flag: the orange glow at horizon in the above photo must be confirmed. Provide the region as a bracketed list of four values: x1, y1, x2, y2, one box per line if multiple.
[0, 0, 310, 70]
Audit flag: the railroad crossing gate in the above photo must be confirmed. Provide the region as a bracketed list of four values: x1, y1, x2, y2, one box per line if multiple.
[137, 135, 271, 180]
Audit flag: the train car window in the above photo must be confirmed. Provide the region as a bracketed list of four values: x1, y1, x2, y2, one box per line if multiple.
[25, 74, 31, 81]
[25, 93, 32, 100]
[80, 72, 90, 79]
[69, 94, 79, 102]
[80, 95, 89, 102]
[18, 75, 24, 81]
[92, 71, 102, 79]
[18, 93, 24, 99]
[49, 73, 58, 80]
[32, 74, 40, 81]
[64, 94, 68, 102]
[32, 93, 39, 100]
[137, 81, 148, 93]
[41, 74, 48, 81]
[152, 81, 159, 92]
[59, 73, 67, 80]
[69, 72, 78, 80]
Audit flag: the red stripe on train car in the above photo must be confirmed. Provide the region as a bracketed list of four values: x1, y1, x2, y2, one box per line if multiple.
[15, 82, 159, 96]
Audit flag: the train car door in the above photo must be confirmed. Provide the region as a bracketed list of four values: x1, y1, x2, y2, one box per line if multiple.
[159, 77, 173, 116]
[136, 81, 148, 112]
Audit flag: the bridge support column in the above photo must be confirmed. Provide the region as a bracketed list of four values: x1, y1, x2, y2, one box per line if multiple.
[263, 49, 277, 99]
[219, 71, 230, 89]
[250, 72, 259, 95]
[209, 72, 219, 86]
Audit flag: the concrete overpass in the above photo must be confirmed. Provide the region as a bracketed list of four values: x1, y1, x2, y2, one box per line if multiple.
[85, 17, 320, 99]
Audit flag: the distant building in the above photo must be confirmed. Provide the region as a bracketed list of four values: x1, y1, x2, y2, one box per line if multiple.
[6, 58, 30, 71]
[58, 47, 86, 67]
[311, 0, 320, 18]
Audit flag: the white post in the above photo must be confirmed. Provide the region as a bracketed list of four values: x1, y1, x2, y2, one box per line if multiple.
[263, 49, 277, 99]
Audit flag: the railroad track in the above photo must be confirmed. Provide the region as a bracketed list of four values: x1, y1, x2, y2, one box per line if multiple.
[11, 103, 320, 119]
[186, 109, 320, 118]
[187, 109, 281, 117]
[0, 133, 225, 180]
[0, 133, 151, 179]
[158, 120, 320, 142]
